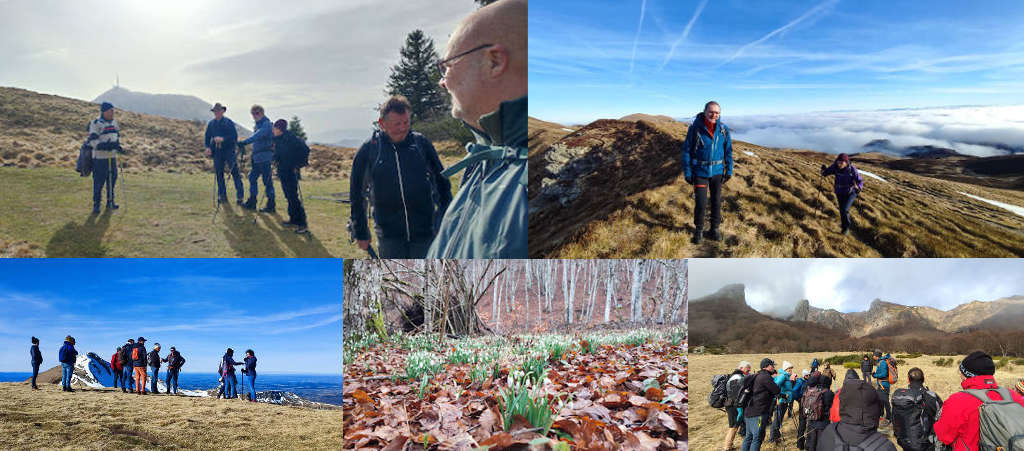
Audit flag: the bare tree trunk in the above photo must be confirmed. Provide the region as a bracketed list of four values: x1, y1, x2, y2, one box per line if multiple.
[671, 259, 687, 323]
[630, 260, 644, 323]
[604, 260, 614, 323]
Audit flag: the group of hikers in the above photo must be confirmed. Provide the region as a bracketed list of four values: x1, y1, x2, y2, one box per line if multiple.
[76, 101, 312, 234]
[682, 101, 865, 243]
[711, 350, 1024, 451]
[32, 336, 260, 402]
[72, 0, 527, 258]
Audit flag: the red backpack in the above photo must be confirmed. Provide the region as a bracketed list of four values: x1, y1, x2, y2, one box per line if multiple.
[132, 347, 140, 361]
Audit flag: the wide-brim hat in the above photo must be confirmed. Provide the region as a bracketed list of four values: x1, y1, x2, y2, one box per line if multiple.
[211, 103, 227, 112]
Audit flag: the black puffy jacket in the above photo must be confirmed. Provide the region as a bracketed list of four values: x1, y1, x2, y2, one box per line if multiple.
[744, 369, 781, 417]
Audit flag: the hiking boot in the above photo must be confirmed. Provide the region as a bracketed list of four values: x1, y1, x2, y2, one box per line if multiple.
[92, 204, 101, 214]
[281, 220, 298, 227]
[242, 198, 257, 210]
[218, 197, 227, 204]
[705, 229, 722, 241]
[691, 232, 702, 244]
[67, 388, 75, 392]
[236, 198, 244, 206]
[106, 202, 119, 210]
[841, 226, 850, 235]
[259, 203, 276, 213]
[295, 226, 309, 234]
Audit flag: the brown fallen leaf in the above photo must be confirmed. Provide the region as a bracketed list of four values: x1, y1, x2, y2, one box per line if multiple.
[645, 387, 665, 401]
[380, 434, 409, 451]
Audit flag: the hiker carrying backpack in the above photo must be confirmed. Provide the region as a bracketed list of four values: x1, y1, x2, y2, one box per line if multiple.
[892, 384, 943, 451]
[709, 373, 730, 409]
[934, 351, 1024, 451]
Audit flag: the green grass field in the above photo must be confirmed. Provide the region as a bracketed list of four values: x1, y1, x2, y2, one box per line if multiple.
[0, 167, 366, 257]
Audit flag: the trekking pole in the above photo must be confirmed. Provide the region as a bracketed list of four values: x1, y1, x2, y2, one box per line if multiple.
[212, 142, 221, 223]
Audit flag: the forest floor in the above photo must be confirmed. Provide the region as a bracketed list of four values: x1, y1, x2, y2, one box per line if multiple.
[343, 327, 687, 450]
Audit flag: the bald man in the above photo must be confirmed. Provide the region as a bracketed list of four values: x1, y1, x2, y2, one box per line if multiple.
[426, 0, 527, 259]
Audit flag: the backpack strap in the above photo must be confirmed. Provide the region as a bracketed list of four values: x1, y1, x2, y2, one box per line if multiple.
[440, 145, 527, 178]
[857, 432, 890, 451]
[963, 388, 1013, 404]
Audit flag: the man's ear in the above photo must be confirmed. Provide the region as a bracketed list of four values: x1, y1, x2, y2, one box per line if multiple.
[484, 44, 510, 79]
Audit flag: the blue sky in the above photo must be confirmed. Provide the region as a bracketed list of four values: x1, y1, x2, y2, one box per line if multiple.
[0, 259, 342, 374]
[530, 0, 1024, 125]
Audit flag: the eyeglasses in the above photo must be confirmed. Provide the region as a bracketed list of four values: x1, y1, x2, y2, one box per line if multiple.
[436, 43, 494, 78]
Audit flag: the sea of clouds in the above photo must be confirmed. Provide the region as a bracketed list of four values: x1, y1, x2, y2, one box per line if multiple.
[724, 105, 1024, 157]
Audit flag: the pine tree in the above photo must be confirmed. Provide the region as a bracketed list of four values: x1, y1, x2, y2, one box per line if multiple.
[288, 115, 307, 142]
[386, 30, 448, 122]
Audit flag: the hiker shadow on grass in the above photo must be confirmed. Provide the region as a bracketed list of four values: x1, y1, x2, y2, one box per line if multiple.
[221, 204, 288, 258]
[45, 211, 113, 257]
[265, 211, 333, 258]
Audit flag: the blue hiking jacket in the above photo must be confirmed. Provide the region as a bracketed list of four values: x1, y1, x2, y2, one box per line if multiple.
[774, 370, 795, 403]
[58, 341, 78, 365]
[244, 356, 257, 376]
[240, 116, 274, 163]
[426, 95, 527, 258]
[822, 162, 864, 195]
[792, 378, 807, 402]
[205, 117, 238, 153]
[31, 344, 43, 365]
[874, 355, 891, 389]
[682, 112, 733, 179]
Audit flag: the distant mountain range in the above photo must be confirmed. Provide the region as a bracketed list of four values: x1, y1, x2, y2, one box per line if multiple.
[93, 86, 249, 134]
[689, 284, 1024, 353]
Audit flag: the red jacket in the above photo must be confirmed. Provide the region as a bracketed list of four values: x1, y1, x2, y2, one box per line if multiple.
[111, 352, 121, 371]
[830, 387, 841, 423]
[934, 375, 1024, 451]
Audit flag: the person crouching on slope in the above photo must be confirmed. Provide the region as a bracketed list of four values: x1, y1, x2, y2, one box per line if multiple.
[820, 153, 864, 235]
[683, 101, 734, 245]
[271, 119, 310, 234]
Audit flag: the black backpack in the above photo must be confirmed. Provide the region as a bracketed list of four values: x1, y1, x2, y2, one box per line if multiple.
[736, 373, 758, 409]
[823, 423, 891, 451]
[176, 354, 186, 368]
[892, 387, 936, 451]
[709, 374, 729, 408]
[119, 347, 131, 366]
[727, 374, 745, 406]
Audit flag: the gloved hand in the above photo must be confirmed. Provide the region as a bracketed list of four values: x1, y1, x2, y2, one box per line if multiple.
[723, 173, 731, 183]
[820, 164, 827, 172]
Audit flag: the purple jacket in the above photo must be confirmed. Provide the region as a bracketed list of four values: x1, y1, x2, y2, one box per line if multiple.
[822, 162, 864, 195]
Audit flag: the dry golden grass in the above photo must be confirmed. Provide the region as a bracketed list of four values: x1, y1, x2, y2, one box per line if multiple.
[0, 382, 341, 450]
[689, 352, 1024, 451]
[530, 117, 1024, 258]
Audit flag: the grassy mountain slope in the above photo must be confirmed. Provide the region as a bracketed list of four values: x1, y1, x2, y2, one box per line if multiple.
[529, 116, 1024, 258]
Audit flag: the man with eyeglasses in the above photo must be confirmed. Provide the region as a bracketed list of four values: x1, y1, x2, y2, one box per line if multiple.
[238, 104, 276, 213]
[682, 100, 734, 244]
[426, 0, 527, 258]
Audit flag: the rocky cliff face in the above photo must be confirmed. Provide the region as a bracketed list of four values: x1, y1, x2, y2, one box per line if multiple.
[795, 296, 1024, 337]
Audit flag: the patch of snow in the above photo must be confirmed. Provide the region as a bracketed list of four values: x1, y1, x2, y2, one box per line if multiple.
[561, 128, 575, 132]
[743, 151, 756, 157]
[858, 169, 887, 182]
[959, 192, 1024, 218]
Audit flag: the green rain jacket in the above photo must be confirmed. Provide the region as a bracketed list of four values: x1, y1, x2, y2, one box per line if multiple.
[426, 95, 527, 258]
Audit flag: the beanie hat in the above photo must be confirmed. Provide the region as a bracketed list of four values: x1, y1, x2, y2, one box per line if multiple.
[960, 351, 995, 378]
[839, 379, 882, 428]
[101, 102, 114, 113]
[1014, 379, 1024, 396]
[837, 153, 850, 163]
[761, 358, 775, 369]
[802, 369, 811, 377]
[274, 119, 288, 132]
[782, 361, 794, 371]
[738, 360, 751, 370]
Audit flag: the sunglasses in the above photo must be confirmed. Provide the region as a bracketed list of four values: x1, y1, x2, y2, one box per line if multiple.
[436, 43, 494, 78]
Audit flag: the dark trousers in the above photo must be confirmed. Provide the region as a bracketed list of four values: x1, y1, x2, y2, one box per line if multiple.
[92, 157, 117, 206]
[378, 235, 432, 259]
[278, 168, 307, 226]
[769, 401, 788, 442]
[694, 174, 724, 232]
[248, 161, 275, 204]
[741, 413, 770, 451]
[214, 148, 244, 201]
[862, 371, 871, 383]
[806, 421, 828, 451]
[166, 368, 179, 394]
[31, 362, 40, 388]
[150, 368, 160, 394]
[877, 385, 892, 420]
[796, 404, 807, 449]
[836, 191, 858, 230]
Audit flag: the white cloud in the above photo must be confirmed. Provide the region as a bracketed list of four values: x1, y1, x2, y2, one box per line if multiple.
[690, 259, 1024, 316]
[726, 105, 1024, 157]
